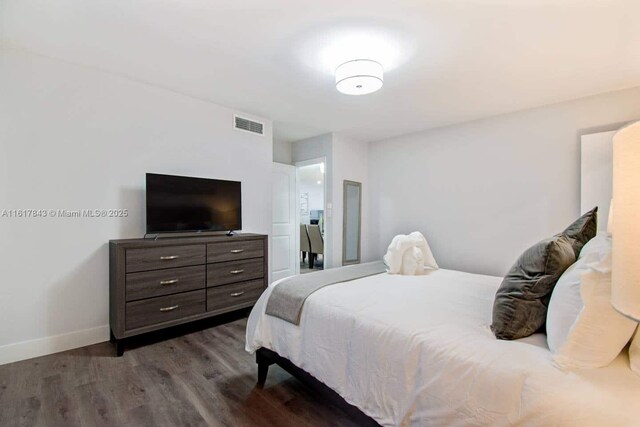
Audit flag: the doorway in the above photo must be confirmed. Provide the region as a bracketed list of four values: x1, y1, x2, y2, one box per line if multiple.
[296, 158, 326, 274]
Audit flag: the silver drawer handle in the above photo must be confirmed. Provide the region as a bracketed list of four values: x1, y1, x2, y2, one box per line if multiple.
[230, 292, 245, 297]
[230, 269, 244, 274]
[160, 255, 179, 260]
[159, 305, 179, 312]
[159, 279, 179, 285]
[230, 249, 244, 254]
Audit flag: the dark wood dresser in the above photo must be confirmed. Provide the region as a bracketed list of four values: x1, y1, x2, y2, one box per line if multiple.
[109, 233, 267, 356]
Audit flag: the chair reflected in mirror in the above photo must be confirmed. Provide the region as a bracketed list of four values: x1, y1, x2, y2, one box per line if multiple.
[307, 224, 324, 269]
[300, 224, 311, 265]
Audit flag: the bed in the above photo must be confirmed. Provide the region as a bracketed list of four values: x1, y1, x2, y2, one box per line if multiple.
[246, 268, 640, 426]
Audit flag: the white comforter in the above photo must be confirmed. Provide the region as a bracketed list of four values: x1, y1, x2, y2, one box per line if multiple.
[246, 269, 640, 426]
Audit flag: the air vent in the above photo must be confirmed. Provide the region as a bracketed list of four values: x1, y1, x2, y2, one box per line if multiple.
[233, 115, 264, 136]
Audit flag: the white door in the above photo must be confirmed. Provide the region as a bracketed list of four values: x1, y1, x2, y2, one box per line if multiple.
[272, 162, 297, 282]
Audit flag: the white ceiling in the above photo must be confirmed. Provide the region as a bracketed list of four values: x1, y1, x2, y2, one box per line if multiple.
[2, 0, 639, 143]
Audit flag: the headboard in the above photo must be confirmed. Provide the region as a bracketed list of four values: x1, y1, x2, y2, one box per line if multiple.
[580, 130, 615, 231]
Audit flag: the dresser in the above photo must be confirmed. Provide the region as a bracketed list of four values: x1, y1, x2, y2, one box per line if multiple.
[109, 233, 267, 356]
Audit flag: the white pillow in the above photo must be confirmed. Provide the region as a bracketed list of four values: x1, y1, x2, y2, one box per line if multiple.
[546, 233, 611, 353]
[553, 254, 638, 369]
[578, 232, 612, 260]
[546, 257, 592, 352]
[630, 327, 640, 375]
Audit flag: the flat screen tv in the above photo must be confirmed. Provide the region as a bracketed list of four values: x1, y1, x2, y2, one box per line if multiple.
[146, 173, 241, 234]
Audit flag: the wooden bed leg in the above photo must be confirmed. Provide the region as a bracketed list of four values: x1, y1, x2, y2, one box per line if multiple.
[256, 349, 273, 389]
[257, 362, 269, 388]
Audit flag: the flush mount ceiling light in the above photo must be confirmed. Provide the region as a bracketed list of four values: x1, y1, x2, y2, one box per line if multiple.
[335, 59, 383, 95]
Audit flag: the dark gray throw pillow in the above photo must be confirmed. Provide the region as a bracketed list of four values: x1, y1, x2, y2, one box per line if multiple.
[561, 206, 598, 257]
[491, 234, 576, 340]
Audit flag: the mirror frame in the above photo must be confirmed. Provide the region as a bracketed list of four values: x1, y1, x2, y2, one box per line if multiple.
[342, 180, 362, 265]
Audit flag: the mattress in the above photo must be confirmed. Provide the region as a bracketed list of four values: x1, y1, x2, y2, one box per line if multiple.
[246, 269, 640, 426]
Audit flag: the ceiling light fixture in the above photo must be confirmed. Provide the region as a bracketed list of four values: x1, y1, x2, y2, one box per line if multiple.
[335, 59, 383, 95]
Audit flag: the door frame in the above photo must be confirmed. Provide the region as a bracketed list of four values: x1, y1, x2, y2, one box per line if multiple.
[295, 157, 327, 269]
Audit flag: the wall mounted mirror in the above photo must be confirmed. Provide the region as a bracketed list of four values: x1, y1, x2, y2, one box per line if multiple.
[342, 180, 362, 265]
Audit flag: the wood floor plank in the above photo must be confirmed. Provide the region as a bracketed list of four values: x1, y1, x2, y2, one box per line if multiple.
[0, 316, 374, 427]
[173, 369, 254, 427]
[125, 404, 158, 427]
[74, 381, 120, 426]
[3, 395, 42, 427]
[37, 374, 82, 427]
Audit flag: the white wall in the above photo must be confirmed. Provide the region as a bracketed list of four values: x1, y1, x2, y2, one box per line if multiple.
[0, 48, 273, 364]
[369, 87, 640, 277]
[292, 134, 333, 164]
[332, 133, 371, 266]
[273, 139, 292, 164]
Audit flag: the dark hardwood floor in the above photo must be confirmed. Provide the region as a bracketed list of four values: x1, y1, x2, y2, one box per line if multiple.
[0, 312, 361, 427]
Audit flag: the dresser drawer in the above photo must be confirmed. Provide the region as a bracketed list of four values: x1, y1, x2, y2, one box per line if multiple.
[207, 258, 264, 287]
[207, 279, 264, 312]
[126, 244, 205, 273]
[207, 240, 264, 263]
[125, 265, 205, 302]
[125, 289, 205, 330]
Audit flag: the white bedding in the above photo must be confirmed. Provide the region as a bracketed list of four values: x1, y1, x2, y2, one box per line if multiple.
[246, 269, 640, 426]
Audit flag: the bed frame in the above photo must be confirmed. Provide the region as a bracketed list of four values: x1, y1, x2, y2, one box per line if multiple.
[256, 347, 380, 426]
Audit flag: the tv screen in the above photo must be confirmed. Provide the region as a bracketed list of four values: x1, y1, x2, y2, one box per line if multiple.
[146, 173, 242, 234]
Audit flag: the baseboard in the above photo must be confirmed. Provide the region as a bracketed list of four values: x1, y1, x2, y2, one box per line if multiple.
[0, 325, 110, 366]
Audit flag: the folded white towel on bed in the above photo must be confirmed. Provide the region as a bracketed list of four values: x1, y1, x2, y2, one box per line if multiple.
[384, 231, 438, 275]
[401, 246, 424, 275]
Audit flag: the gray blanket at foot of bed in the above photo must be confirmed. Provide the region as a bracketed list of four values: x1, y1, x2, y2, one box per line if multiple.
[265, 261, 387, 325]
